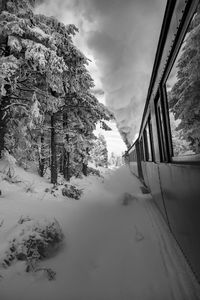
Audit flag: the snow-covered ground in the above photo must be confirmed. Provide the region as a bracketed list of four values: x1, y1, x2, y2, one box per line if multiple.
[0, 164, 200, 300]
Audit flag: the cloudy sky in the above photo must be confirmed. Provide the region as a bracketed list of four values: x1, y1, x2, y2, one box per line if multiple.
[35, 0, 166, 154]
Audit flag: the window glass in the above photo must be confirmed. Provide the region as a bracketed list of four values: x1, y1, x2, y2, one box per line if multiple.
[146, 123, 152, 161]
[156, 98, 167, 161]
[129, 146, 136, 162]
[140, 138, 144, 161]
[143, 130, 149, 161]
[143, 121, 154, 162]
[148, 118, 154, 161]
[166, 4, 200, 157]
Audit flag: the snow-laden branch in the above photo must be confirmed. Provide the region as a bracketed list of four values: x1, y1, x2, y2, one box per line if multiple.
[2, 102, 29, 111]
[18, 82, 49, 98]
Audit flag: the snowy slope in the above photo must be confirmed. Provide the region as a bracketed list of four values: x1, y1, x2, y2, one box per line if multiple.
[0, 165, 200, 300]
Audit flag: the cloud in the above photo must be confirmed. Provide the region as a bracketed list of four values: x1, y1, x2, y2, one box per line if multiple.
[35, 0, 166, 145]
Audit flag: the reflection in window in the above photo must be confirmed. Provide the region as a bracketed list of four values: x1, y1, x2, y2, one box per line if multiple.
[146, 122, 153, 161]
[143, 121, 153, 162]
[148, 118, 154, 161]
[143, 132, 148, 161]
[156, 98, 167, 161]
[166, 3, 200, 157]
[140, 138, 144, 161]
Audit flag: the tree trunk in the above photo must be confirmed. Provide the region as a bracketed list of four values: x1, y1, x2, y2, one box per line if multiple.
[0, 103, 7, 158]
[63, 110, 71, 181]
[0, 0, 7, 12]
[82, 147, 89, 176]
[51, 114, 57, 184]
[64, 148, 70, 181]
[82, 163, 87, 176]
[38, 131, 45, 177]
[0, 92, 10, 158]
[59, 146, 64, 174]
[0, 35, 11, 158]
[66, 150, 70, 181]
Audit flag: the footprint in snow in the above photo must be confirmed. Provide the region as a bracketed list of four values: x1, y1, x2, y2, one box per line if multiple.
[122, 193, 137, 206]
[134, 225, 144, 242]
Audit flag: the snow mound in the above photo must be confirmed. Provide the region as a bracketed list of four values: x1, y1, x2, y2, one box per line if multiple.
[0, 216, 64, 280]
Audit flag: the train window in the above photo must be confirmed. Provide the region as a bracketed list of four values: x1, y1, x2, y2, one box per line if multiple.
[129, 147, 136, 162]
[143, 130, 149, 161]
[146, 126, 152, 161]
[165, 3, 200, 157]
[143, 121, 154, 162]
[148, 117, 155, 161]
[141, 134, 147, 161]
[145, 121, 153, 161]
[139, 138, 144, 161]
[155, 98, 167, 161]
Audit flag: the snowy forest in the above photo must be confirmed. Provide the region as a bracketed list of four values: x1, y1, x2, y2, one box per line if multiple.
[0, 0, 113, 185]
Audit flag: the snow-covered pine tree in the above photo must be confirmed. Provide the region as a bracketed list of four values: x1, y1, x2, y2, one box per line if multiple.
[90, 134, 108, 168]
[28, 8, 109, 182]
[61, 92, 112, 179]
[0, 0, 68, 166]
[0, 0, 113, 183]
[46, 20, 113, 180]
[0, 0, 80, 182]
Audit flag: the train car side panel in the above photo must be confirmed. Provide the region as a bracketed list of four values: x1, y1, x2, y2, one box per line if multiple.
[145, 162, 169, 223]
[159, 163, 200, 280]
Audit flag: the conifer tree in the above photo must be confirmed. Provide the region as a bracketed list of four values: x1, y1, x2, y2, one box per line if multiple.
[0, 0, 113, 184]
[90, 134, 108, 168]
[0, 0, 68, 164]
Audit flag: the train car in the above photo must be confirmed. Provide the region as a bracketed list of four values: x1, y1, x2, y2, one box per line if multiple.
[124, 144, 138, 177]
[126, 0, 200, 282]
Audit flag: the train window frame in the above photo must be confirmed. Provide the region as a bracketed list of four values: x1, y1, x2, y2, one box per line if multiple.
[148, 116, 155, 162]
[143, 129, 149, 161]
[143, 117, 155, 162]
[143, 136, 147, 161]
[144, 117, 154, 162]
[139, 137, 144, 161]
[162, 1, 200, 163]
[155, 96, 168, 162]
